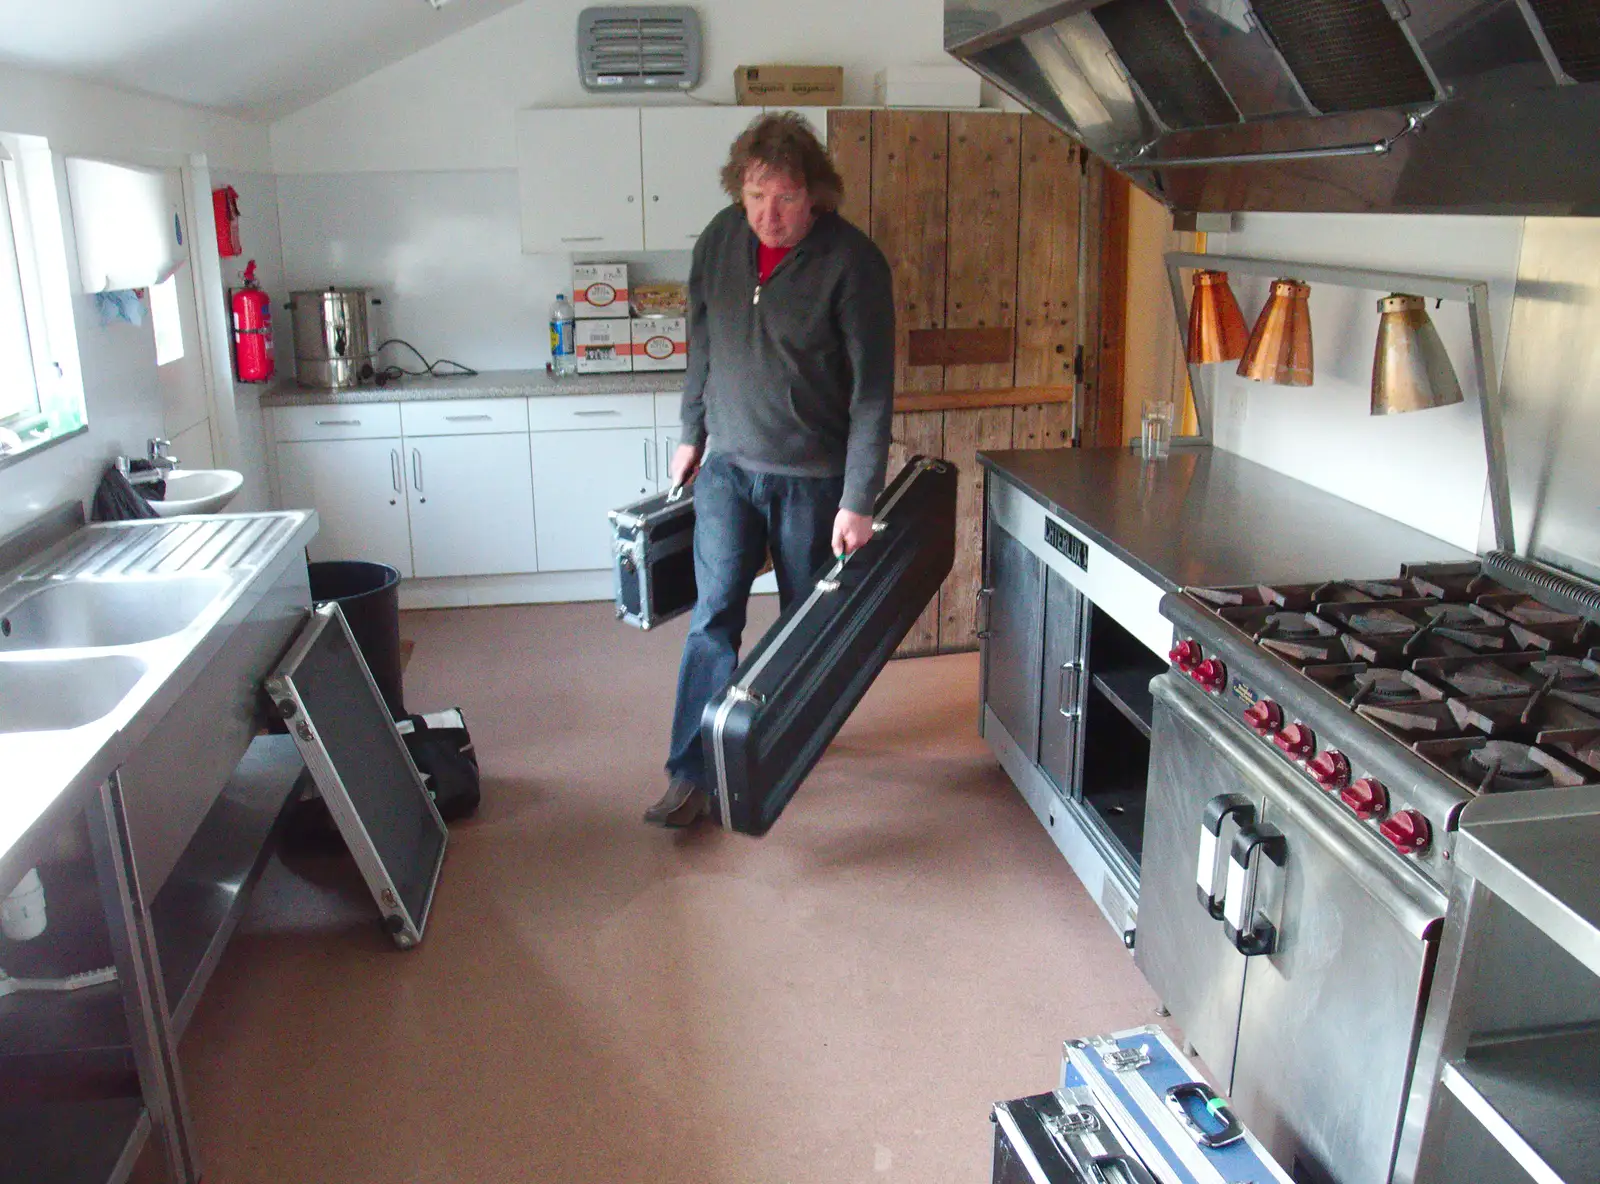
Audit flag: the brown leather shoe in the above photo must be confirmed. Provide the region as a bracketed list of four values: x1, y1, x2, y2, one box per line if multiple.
[644, 779, 703, 826]
[662, 787, 710, 828]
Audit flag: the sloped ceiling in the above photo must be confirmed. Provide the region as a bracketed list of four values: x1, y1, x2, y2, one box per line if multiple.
[0, 0, 527, 121]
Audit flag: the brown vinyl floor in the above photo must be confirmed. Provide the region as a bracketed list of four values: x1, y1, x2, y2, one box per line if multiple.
[155, 600, 1161, 1183]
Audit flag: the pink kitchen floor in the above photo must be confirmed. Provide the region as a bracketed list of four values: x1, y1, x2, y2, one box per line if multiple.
[145, 600, 1162, 1183]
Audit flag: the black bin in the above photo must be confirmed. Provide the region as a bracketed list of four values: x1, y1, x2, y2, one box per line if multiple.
[308, 561, 405, 718]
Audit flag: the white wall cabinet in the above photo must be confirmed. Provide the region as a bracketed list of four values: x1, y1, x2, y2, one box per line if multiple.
[276, 436, 413, 576]
[516, 108, 644, 253]
[517, 106, 835, 255]
[530, 425, 656, 571]
[407, 433, 538, 577]
[640, 107, 754, 249]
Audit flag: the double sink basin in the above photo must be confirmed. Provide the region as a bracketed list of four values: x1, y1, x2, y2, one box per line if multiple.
[0, 574, 232, 733]
[0, 511, 317, 884]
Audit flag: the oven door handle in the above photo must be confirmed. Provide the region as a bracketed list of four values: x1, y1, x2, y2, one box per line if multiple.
[1163, 1081, 1246, 1149]
[1223, 820, 1287, 956]
[1196, 793, 1255, 919]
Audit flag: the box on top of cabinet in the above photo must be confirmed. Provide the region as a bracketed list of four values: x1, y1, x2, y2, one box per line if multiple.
[630, 316, 688, 371]
[575, 318, 632, 373]
[874, 64, 982, 108]
[733, 65, 844, 106]
[572, 262, 630, 318]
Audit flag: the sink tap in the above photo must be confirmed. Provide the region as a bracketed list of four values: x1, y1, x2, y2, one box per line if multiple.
[147, 438, 179, 473]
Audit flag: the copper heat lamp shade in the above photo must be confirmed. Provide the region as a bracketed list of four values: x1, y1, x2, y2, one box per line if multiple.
[1371, 294, 1464, 415]
[1238, 279, 1313, 387]
[1187, 270, 1250, 364]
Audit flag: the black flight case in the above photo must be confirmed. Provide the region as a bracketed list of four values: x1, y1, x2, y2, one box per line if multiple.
[702, 455, 957, 836]
[608, 483, 697, 630]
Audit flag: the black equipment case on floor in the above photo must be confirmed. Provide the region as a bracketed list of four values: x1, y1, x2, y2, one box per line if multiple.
[609, 484, 696, 630]
[702, 455, 957, 836]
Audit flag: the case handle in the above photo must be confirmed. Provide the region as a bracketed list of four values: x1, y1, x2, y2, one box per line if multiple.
[1223, 820, 1287, 956]
[1163, 1081, 1246, 1149]
[1196, 793, 1254, 918]
[1089, 1154, 1159, 1184]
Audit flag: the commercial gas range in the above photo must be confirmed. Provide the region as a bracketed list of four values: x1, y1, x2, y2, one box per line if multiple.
[1134, 553, 1600, 1184]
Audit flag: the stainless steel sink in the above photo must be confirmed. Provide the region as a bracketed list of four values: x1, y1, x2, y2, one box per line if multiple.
[0, 574, 233, 650]
[0, 654, 148, 732]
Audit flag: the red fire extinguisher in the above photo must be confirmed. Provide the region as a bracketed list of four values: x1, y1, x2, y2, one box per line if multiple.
[232, 260, 275, 383]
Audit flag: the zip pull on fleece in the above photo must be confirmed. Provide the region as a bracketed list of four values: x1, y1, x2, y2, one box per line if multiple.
[752, 284, 761, 306]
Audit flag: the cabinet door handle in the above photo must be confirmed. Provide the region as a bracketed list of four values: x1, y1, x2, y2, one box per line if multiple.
[1058, 661, 1082, 719]
[411, 448, 423, 494]
[1222, 820, 1286, 956]
[575, 409, 621, 418]
[975, 587, 993, 640]
[316, 418, 360, 426]
[643, 438, 654, 483]
[561, 235, 604, 243]
[390, 448, 402, 494]
[445, 413, 493, 423]
[1196, 794, 1255, 918]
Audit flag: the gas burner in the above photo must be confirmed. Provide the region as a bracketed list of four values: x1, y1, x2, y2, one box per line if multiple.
[1401, 561, 1513, 603]
[1218, 606, 1343, 664]
[1358, 669, 1434, 704]
[1302, 662, 1371, 705]
[1413, 736, 1591, 795]
[1464, 741, 1555, 789]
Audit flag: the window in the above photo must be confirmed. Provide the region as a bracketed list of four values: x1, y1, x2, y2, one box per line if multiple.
[0, 134, 87, 466]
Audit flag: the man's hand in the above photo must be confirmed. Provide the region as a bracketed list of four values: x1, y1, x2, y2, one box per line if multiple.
[832, 508, 875, 557]
[670, 443, 704, 487]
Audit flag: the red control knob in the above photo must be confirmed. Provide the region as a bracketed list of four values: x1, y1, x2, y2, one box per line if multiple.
[1192, 658, 1228, 693]
[1307, 750, 1351, 791]
[1273, 722, 1317, 760]
[1242, 699, 1283, 736]
[1379, 809, 1432, 855]
[1170, 639, 1202, 672]
[1341, 777, 1390, 820]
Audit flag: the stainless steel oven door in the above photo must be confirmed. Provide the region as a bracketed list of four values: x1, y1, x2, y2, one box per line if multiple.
[1136, 671, 1446, 1184]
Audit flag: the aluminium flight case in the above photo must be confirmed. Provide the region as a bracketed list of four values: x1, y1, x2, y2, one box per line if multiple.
[702, 455, 957, 836]
[609, 483, 696, 630]
[992, 1085, 1159, 1184]
[1061, 1026, 1293, 1184]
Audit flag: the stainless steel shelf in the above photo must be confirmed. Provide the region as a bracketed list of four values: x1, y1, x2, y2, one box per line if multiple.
[0, 1098, 150, 1184]
[1441, 1024, 1600, 1184]
[151, 734, 305, 1036]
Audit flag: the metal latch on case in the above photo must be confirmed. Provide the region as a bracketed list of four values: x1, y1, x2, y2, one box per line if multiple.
[1100, 1042, 1152, 1072]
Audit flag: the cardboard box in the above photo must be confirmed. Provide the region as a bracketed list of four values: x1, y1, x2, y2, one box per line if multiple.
[575, 319, 632, 373]
[629, 316, 688, 372]
[734, 65, 844, 107]
[572, 262, 630, 319]
[874, 64, 982, 109]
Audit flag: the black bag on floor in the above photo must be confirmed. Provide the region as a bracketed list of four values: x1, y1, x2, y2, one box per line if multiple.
[397, 709, 481, 822]
[702, 456, 957, 836]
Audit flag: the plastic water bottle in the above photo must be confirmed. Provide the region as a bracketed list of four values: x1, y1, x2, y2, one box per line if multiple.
[549, 292, 577, 377]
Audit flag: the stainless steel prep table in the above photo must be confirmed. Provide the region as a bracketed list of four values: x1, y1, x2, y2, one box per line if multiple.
[973, 446, 1471, 937]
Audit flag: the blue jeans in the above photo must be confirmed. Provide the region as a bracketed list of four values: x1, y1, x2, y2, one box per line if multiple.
[665, 453, 844, 788]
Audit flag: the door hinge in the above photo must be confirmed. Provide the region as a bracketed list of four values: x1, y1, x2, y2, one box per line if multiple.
[1073, 344, 1085, 382]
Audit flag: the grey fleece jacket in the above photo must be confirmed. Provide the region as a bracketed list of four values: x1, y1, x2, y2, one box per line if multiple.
[679, 204, 896, 515]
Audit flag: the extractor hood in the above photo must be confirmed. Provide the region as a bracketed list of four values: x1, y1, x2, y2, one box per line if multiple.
[946, 0, 1600, 214]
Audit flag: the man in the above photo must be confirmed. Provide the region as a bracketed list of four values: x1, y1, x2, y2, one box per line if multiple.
[644, 113, 895, 827]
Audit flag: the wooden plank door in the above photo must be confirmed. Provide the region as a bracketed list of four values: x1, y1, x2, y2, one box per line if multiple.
[827, 109, 873, 235]
[889, 410, 945, 657]
[941, 406, 1016, 652]
[944, 113, 1021, 391]
[871, 111, 948, 394]
[1015, 117, 1082, 394]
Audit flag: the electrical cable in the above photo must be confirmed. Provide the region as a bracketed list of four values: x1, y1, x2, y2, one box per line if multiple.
[373, 338, 479, 384]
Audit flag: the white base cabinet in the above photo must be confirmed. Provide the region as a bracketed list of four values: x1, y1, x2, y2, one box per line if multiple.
[407, 433, 538, 577]
[530, 426, 655, 571]
[276, 436, 413, 576]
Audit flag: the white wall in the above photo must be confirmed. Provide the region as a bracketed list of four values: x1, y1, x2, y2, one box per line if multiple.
[269, 0, 945, 174]
[0, 62, 271, 540]
[1203, 213, 1525, 553]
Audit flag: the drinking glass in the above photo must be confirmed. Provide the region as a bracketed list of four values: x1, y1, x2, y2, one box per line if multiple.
[1140, 398, 1174, 460]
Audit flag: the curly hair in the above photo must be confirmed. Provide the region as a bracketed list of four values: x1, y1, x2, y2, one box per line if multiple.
[719, 111, 844, 212]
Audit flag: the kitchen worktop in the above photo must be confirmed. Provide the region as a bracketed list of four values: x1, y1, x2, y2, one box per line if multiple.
[979, 445, 1473, 592]
[259, 368, 684, 407]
